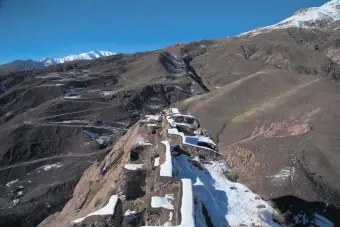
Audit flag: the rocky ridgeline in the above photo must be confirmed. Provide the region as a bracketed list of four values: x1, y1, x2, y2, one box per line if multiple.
[39, 108, 280, 227]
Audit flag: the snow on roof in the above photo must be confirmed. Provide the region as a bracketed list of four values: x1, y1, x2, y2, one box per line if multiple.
[124, 164, 144, 171]
[160, 141, 173, 177]
[197, 136, 216, 146]
[171, 121, 194, 129]
[151, 194, 174, 210]
[179, 179, 195, 227]
[167, 128, 217, 152]
[72, 195, 119, 224]
[173, 155, 279, 227]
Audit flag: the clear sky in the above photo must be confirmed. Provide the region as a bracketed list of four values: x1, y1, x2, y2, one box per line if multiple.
[0, 0, 329, 64]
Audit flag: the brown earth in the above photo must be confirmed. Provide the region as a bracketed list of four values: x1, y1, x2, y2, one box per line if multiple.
[176, 25, 340, 208]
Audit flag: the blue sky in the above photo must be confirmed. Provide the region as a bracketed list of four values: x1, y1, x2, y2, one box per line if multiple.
[0, 0, 328, 64]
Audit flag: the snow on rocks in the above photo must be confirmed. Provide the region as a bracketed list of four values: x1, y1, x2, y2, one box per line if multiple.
[124, 164, 144, 171]
[100, 91, 116, 97]
[160, 141, 173, 177]
[141, 115, 161, 123]
[124, 209, 137, 216]
[6, 179, 18, 187]
[151, 194, 174, 210]
[64, 95, 81, 99]
[270, 167, 295, 184]
[72, 195, 119, 224]
[13, 199, 20, 206]
[38, 163, 63, 171]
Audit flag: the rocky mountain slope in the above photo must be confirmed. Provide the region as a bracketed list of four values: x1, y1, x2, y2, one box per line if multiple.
[0, 51, 115, 73]
[0, 51, 205, 227]
[38, 108, 281, 227]
[1, 1, 340, 226]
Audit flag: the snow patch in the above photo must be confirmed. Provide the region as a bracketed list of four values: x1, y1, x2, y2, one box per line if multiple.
[270, 167, 294, 183]
[239, 0, 340, 36]
[6, 179, 18, 187]
[37, 163, 63, 171]
[124, 209, 137, 216]
[124, 164, 143, 170]
[64, 95, 81, 99]
[100, 91, 116, 97]
[147, 123, 158, 127]
[168, 212, 173, 221]
[13, 199, 20, 206]
[36, 84, 64, 87]
[141, 115, 161, 123]
[72, 195, 118, 224]
[154, 157, 160, 167]
[151, 194, 174, 210]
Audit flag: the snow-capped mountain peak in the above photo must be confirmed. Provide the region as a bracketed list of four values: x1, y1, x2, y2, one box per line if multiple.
[40, 50, 115, 66]
[240, 0, 340, 36]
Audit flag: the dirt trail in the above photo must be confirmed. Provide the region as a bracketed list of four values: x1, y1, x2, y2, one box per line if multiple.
[0, 149, 110, 172]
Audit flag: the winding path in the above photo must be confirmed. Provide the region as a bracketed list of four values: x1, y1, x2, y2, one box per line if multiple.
[0, 149, 111, 172]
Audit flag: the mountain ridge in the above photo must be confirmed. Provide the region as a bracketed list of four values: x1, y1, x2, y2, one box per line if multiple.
[0, 50, 115, 73]
[40, 50, 115, 66]
[240, 0, 340, 36]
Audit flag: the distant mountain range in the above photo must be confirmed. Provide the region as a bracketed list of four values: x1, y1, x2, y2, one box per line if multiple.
[240, 0, 340, 36]
[0, 51, 115, 73]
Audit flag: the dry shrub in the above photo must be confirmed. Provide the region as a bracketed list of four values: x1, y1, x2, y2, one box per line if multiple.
[225, 145, 258, 173]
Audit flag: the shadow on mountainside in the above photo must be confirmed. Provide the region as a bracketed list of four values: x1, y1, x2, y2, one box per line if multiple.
[272, 195, 340, 226]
